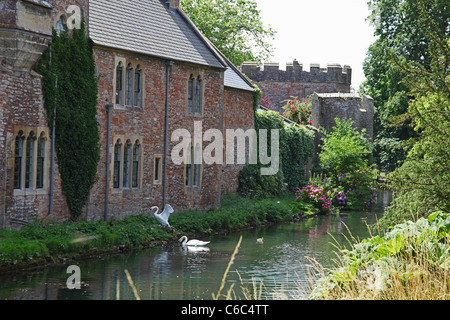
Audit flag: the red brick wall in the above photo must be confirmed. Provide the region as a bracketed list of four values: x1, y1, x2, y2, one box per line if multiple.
[88, 48, 254, 219]
[221, 88, 255, 195]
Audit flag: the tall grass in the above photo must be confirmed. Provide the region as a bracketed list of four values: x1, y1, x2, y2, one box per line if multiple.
[309, 212, 450, 300]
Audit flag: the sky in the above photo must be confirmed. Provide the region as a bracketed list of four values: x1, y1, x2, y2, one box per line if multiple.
[254, 0, 377, 90]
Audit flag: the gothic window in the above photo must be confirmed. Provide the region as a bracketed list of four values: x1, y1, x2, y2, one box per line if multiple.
[113, 140, 121, 188]
[132, 141, 140, 188]
[14, 131, 24, 189]
[125, 64, 133, 106]
[187, 74, 203, 115]
[116, 62, 123, 105]
[134, 66, 142, 107]
[185, 143, 202, 188]
[55, 15, 68, 34]
[195, 76, 202, 114]
[25, 132, 35, 189]
[185, 144, 192, 186]
[188, 75, 194, 114]
[36, 133, 45, 189]
[193, 144, 201, 186]
[123, 140, 131, 188]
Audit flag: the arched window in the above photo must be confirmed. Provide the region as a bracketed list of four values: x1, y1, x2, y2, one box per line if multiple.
[195, 76, 202, 114]
[25, 131, 36, 189]
[193, 144, 201, 186]
[14, 131, 24, 189]
[123, 140, 131, 188]
[132, 141, 140, 188]
[55, 15, 68, 34]
[134, 66, 142, 107]
[185, 143, 192, 186]
[188, 75, 194, 114]
[113, 140, 121, 188]
[116, 62, 123, 105]
[125, 64, 133, 106]
[36, 133, 45, 189]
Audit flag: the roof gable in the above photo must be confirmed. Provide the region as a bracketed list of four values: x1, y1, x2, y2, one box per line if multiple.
[89, 0, 225, 69]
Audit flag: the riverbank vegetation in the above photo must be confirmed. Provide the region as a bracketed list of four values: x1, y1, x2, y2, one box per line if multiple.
[307, 0, 450, 300]
[0, 194, 316, 271]
[310, 212, 450, 300]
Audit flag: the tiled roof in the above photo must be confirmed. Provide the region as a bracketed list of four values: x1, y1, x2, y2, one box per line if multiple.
[89, 0, 225, 69]
[89, 0, 254, 92]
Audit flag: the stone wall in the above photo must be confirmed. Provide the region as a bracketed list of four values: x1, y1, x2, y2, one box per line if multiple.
[311, 93, 374, 141]
[0, 0, 255, 227]
[241, 60, 352, 113]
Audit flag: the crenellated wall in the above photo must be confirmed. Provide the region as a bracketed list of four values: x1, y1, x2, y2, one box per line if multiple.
[241, 60, 352, 113]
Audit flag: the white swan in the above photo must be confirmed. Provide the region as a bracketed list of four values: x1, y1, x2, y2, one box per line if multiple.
[179, 236, 210, 247]
[151, 204, 174, 228]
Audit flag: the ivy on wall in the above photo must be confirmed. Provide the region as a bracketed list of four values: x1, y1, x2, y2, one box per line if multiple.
[238, 109, 315, 198]
[35, 22, 100, 220]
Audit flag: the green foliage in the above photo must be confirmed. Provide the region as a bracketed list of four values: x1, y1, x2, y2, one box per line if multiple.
[251, 109, 315, 193]
[0, 195, 300, 267]
[377, 0, 450, 228]
[312, 212, 450, 299]
[319, 118, 373, 174]
[237, 163, 285, 199]
[315, 118, 377, 210]
[35, 22, 100, 220]
[361, 0, 449, 171]
[180, 0, 276, 66]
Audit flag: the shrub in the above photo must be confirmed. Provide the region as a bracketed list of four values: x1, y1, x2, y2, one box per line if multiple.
[315, 118, 377, 210]
[237, 163, 285, 199]
[295, 185, 332, 214]
[281, 96, 312, 125]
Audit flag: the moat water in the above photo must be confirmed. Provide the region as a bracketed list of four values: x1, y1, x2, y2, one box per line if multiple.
[0, 191, 392, 300]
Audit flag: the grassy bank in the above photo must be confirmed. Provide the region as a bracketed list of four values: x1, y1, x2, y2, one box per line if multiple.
[0, 194, 317, 271]
[309, 211, 450, 300]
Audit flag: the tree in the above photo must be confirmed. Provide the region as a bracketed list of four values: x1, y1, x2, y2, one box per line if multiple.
[180, 0, 276, 67]
[360, 0, 449, 172]
[376, 0, 450, 228]
[35, 22, 100, 220]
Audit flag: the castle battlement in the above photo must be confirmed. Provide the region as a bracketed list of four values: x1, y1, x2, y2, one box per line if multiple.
[241, 60, 352, 84]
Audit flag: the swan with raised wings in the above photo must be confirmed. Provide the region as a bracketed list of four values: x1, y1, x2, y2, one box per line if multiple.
[151, 204, 174, 228]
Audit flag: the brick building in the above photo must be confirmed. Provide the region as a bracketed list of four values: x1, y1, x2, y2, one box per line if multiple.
[0, 0, 255, 228]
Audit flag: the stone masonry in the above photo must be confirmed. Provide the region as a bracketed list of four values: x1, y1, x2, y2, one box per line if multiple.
[0, 0, 255, 228]
[241, 60, 352, 113]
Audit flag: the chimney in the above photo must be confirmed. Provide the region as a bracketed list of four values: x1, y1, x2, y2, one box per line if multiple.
[166, 0, 179, 8]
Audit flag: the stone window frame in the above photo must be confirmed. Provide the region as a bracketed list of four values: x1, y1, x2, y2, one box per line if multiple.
[153, 154, 163, 185]
[55, 14, 68, 34]
[184, 142, 202, 192]
[11, 127, 50, 196]
[111, 136, 143, 192]
[186, 72, 204, 117]
[113, 56, 145, 109]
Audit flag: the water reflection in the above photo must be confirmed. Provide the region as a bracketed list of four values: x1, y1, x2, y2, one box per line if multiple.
[1, 192, 392, 300]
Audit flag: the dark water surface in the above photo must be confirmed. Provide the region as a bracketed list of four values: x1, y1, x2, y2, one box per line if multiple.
[0, 191, 392, 300]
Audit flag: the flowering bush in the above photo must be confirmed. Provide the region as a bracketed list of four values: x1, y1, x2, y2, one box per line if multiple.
[295, 185, 332, 213]
[315, 118, 377, 211]
[281, 97, 312, 125]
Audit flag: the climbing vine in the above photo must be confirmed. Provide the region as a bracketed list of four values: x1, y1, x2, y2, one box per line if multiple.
[35, 21, 100, 220]
[238, 109, 315, 197]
